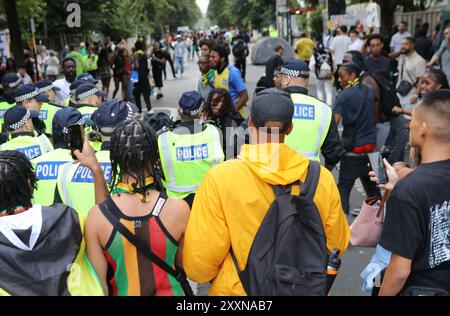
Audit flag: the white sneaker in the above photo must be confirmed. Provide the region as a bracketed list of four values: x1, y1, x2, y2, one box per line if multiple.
[148, 109, 155, 115]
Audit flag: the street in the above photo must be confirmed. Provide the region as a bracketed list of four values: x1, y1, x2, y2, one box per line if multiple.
[110, 55, 376, 296]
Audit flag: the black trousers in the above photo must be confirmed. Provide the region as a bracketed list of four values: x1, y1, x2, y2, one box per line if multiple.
[235, 58, 247, 81]
[164, 54, 176, 79]
[133, 81, 151, 113]
[338, 154, 381, 214]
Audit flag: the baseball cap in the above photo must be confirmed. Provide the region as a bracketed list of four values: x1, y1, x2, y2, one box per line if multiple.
[250, 88, 294, 132]
[1, 73, 21, 89]
[14, 84, 49, 103]
[52, 107, 91, 134]
[91, 100, 138, 133]
[4, 105, 39, 131]
[178, 91, 203, 117]
[280, 61, 310, 79]
[75, 83, 107, 102]
[36, 79, 61, 93]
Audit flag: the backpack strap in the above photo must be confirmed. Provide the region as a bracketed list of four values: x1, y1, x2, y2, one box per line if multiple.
[98, 197, 194, 296]
[302, 161, 321, 199]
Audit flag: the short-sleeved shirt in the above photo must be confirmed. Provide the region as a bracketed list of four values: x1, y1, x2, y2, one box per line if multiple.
[173, 41, 186, 59]
[436, 40, 450, 85]
[333, 84, 377, 148]
[380, 159, 450, 293]
[53, 78, 72, 105]
[397, 51, 427, 93]
[365, 55, 391, 75]
[390, 31, 412, 53]
[214, 65, 247, 107]
[330, 35, 352, 65]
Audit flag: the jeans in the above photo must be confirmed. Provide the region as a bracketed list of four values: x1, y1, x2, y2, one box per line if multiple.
[316, 79, 333, 106]
[175, 57, 184, 76]
[385, 115, 409, 164]
[338, 155, 381, 214]
[376, 122, 391, 152]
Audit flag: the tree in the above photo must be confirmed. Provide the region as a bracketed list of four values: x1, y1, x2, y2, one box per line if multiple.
[2, 0, 25, 65]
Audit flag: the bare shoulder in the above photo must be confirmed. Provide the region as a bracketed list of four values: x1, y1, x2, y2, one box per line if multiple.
[165, 197, 190, 221]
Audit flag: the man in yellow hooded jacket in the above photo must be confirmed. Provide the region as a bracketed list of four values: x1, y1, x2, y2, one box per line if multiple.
[183, 88, 350, 296]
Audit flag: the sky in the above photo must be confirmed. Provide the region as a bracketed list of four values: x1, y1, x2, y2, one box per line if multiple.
[196, 0, 209, 16]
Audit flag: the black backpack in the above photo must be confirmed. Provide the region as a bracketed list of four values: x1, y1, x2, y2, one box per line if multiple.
[233, 41, 247, 59]
[368, 73, 400, 118]
[231, 161, 329, 296]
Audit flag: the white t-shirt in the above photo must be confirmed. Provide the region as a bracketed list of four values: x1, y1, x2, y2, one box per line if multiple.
[348, 38, 364, 52]
[390, 31, 412, 53]
[330, 35, 352, 65]
[53, 78, 72, 105]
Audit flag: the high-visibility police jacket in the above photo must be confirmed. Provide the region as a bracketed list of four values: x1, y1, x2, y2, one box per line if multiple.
[285, 88, 333, 162]
[71, 103, 97, 122]
[57, 150, 112, 219]
[85, 54, 99, 72]
[32, 148, 72, 207]
[158, 122, 224, 200]
[0, 132, 54, 160]
[40, 102, 64, 136]
[0, 101, 15, 133]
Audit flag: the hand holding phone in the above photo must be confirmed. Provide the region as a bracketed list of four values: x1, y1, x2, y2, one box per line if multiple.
[368, 152, 388, 185]
[68, 124, 85, 160]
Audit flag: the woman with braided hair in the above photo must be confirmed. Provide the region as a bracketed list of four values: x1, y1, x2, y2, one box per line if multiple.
[0, 150, 103, 296]
[84, 119, 191, 296]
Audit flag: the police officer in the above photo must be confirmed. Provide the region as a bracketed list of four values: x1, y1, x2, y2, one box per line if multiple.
[72, 82, 106, 122]
[0, 105, 53, 160]
[13, 84, 49, 135]
[36, 79, 65, 136]
[280, 61, 344, 169]
[0, 73, 21, 139]
[158, 91, 224, 207]
[32, 107, 88, 206]
[56, 100, 137, 218]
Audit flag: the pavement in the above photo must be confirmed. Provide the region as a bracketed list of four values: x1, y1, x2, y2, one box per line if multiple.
[108, 54, 375, 296]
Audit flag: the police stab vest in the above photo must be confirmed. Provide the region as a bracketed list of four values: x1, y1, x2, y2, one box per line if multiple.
[158, 124, 224, 199]
[40, 102, 63, 136]
[57, 150, 112, 219]
[31, 148, 72, 207]
[0, 134, 54, 160]
[285, 93, 332, 162]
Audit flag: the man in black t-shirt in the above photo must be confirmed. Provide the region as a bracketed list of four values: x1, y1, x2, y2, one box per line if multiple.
[379, 90, 450, 296]
[265, 45, 284, 88]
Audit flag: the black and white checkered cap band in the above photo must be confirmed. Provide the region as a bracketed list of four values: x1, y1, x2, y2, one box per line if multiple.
[62, 118, 85, 134]
[76, 87, 99, 101]
[38, 85, 54, 94]
[178, 107, 201, 117]
[15, 89, 39, 103]
[280, 66, 309, 78]
[9, 110, 31, 130]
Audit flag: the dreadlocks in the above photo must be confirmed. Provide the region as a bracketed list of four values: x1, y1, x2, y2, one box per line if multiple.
[203, 88, 235, 120]
[0, 151, 37, 214]
[109, 119, 164, 196]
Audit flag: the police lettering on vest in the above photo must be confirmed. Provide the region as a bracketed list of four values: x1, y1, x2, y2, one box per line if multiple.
[294, 104, 316, 120]
[17, 146, 42, 160]
[39, 110, 48, 121]
[82, 113, 93, 121]
[176, 144, 209, 161]
[71, 162, 112, 183]
[35, 161, 67, 180]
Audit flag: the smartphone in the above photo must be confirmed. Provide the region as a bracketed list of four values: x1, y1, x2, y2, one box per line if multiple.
[68, 124, 84, 160]
[368, 152, 388, 185]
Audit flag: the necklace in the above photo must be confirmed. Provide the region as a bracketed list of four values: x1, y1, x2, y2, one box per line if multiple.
[0, 206, 31, 217]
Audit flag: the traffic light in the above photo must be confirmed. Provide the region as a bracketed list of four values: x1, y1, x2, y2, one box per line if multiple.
[328, 0, 346, 16]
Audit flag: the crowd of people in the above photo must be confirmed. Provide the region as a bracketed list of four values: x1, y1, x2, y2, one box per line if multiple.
[0, 17, 449, 297]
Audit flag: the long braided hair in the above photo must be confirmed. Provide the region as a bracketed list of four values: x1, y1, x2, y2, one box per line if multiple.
[109, 119, 164, 196]
[0, 151, 37, 214]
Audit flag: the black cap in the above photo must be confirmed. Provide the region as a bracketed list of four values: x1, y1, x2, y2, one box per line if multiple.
[1, 73, 21, 89]
[250, 88, 294, 131]
[75, 83, 107, 102]
[178, 91, 203, 117]
[14, 84, 48, 103]
[4, 105, 39, 130]
[36, 79, 61, 93]
[91, 100, 138, 133]
[52, 107, 89, 134]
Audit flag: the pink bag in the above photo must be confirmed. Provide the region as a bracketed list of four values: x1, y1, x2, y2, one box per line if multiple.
[350, 192, 388, 248]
